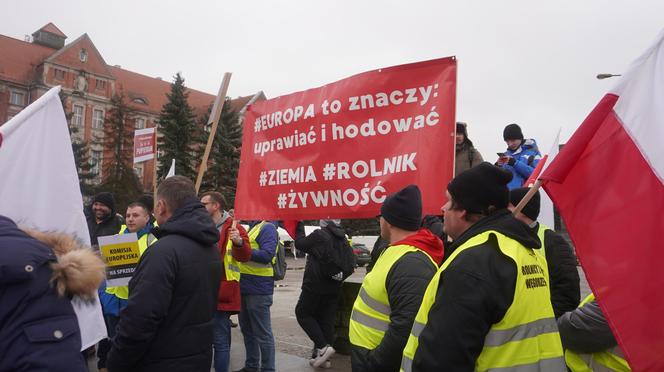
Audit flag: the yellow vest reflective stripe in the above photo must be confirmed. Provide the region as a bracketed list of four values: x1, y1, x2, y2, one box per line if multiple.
[239, 222, 274, 277]
[105, 228, 156, 300]
[349, 244, 436, 351]
[401, 230, 565, 372]
[224, 237, 241, 282]
[565, 294, 631, 372]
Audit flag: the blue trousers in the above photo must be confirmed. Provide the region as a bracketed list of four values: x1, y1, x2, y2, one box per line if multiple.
[213, 311, 232, 372]
[238, 294, 275, 372]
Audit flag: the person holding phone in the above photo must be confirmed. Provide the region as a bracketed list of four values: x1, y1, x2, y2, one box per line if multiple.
[496, 123, 542, 189]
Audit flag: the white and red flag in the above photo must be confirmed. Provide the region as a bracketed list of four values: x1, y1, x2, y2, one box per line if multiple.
[542, 31, 664, 371]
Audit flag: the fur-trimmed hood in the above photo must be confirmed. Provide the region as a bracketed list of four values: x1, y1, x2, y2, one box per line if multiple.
[20, 228, 106, 298]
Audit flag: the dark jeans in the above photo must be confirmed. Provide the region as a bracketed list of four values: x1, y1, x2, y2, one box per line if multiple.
[213, 311, 232, 372]
[239, 294, 275, 372]
[96, 314, 119, 369]
[295, 288, 340, 350]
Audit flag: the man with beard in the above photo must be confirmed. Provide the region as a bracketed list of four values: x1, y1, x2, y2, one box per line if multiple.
[86, 192, 122, 248]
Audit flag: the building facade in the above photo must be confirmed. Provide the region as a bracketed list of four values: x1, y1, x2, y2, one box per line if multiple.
[0, 23, 264, 191]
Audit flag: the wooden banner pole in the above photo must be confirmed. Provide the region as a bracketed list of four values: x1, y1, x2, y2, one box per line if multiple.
[512, 179, 546, 216]
[195, 72, 232, 193]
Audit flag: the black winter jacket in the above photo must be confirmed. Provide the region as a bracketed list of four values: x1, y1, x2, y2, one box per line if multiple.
[107, 199, 221, 372]
[538, 225, 580, 318]
[86, 210, 122, 247]
[352, 229, 444, 372]
[294, 223, 347, 294]
[412, 210, 545, 371]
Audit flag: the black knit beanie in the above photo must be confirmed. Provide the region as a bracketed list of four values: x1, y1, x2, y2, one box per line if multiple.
[456, 122, 468, 136]
[447, 162, 512, 214]
[380, 184, 422, 231]
[509, 187, 541, 221]
[93, 192, 115, 212]
[503, 123, 524, 141]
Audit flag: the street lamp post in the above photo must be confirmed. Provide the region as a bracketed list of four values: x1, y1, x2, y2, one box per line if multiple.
[596, 73, 622, 80]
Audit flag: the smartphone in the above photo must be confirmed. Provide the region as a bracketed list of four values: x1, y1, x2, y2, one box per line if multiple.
[497, 152, 507, 157]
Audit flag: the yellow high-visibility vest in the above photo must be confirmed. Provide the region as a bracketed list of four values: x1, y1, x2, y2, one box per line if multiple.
[565, 294, 631, 372]
[349, 244, 436, 351]
[536, 223, 551, 258]
[222, 233, 241, 282]
[105, 226, 156, 300]
[239, 222, 274, 277]
[401, 230, 565, 372]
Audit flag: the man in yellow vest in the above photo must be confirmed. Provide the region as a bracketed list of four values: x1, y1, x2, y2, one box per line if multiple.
[200, 191, 251, 372]
[97, 202, 155, 371]
[401, 162, 565, 371]
[349, 185, 444, 372]
[509, 187, 580, 318]
[235, 220, 279, 372]
[558, 293, 631, 371]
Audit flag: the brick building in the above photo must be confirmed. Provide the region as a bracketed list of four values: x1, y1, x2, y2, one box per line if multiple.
[0, 23, 264, 191]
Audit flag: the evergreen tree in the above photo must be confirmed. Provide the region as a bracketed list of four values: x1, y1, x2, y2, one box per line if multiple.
[198, 98, 242, 206]
[157, 73, 198, 180]
[99, 92, 143, 210]
[60, 91, 95, 197]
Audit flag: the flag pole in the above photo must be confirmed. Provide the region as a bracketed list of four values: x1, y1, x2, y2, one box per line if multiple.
[512, 179, 546, 216]
[152, 127, 158, 204]
[195, 73, 232, 193]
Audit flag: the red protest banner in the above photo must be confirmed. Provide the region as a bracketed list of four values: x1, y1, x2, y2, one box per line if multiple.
[235, 57, 456, 220]
[133, 127, 156, 163]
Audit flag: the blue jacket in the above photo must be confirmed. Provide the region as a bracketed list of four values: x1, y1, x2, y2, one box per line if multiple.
[240, 221, 278, 295]
[501, 138, 542, 189]
[0, 215, 87, 372]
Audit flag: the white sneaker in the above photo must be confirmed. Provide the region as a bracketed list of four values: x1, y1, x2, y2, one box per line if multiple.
[312, 345, 335, 368]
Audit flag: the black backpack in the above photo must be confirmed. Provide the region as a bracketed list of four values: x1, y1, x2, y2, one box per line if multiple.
[319, 229, 355, 282]
[272, 240, 287, 281]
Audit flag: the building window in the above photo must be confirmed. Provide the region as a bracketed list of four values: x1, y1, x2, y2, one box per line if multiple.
[55, 68, 66, 80]
[95, 79, 106, 90]
[135, 117, 146, 129]
[92, 109, 104, 129]
[91, 150, 102, 176]
[10, 91, 25, 106]
[72, 104, 84, 127]
[79, 49, 88, 62]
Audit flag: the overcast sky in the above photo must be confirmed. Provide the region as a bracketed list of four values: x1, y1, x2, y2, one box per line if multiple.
[3, 1, 662, 158]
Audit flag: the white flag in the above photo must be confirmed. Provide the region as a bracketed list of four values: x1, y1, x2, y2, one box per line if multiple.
[166, 158, 176, 178]
[0, 86, 106, 350]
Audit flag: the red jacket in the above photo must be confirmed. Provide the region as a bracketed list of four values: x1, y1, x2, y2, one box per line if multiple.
[217, 218, 252, 312]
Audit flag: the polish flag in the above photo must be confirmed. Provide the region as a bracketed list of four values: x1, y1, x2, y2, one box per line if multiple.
[524, 128, 561, 228]
[541, 31, 664, 371]
[524, 128, 561, 187]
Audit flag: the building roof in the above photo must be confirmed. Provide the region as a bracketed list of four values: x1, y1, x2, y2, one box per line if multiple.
[0, 34, 55, 85]
[38, 22, 67, 38]
[110, 66, 217, 115]
[1, 24, 261, 116]
[46, 34, 114, 78]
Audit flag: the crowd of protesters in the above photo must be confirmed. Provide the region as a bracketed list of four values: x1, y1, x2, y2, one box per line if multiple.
[1, 122, 626, 372]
